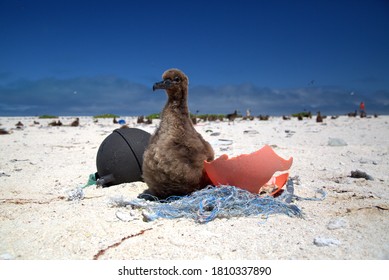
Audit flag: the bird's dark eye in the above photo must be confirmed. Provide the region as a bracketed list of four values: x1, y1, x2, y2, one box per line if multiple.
[173, 76, 181, 83]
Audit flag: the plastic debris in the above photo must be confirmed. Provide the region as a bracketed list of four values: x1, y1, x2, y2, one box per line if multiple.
[67, 173, 97, 201]
[67, 187, 84, 201]
[328, 138, 347, 146]
[204, 145, 292, 194]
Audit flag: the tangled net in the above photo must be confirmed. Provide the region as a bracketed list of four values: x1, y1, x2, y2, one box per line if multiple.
[110, 179, 317, 223]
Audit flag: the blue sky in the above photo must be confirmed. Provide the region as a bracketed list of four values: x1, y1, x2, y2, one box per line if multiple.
[0, 0, 388, 116]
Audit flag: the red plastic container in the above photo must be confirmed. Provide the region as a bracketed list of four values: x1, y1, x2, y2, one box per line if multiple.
[204, 145, 293, 195]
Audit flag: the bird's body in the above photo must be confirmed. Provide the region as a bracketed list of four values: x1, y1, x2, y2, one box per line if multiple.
[70, 117, 79, 127]
[316, 112, 323, 123]
[226, 110, 238, 123]
[141, 69, 214, 199]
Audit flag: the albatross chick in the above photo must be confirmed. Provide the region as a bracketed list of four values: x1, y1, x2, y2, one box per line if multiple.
[141, 69, 214, 199]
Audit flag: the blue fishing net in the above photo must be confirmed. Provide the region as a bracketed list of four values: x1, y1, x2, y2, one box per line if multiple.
[113, 179, 320, 223]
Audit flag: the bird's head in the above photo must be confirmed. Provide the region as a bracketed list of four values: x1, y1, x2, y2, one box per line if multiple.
[153, 69, 189, 99]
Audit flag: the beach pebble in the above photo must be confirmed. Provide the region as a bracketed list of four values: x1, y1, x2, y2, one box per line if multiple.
[285, 130, 295, 138]
[0, 253, 15, 260]
[243, 130, 259, 135]
[313, 237, 341, 247]
[115, 210, 137, 222]
[327, 218, 347, 230]
[328, 138, 347, 146]
[213, 139, 233, 146]
[350, 170, 374, 181]
[356, 158, 378, 165]
[0, 170, 10, 177]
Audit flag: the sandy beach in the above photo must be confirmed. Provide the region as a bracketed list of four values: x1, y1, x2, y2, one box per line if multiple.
[0, 115, 388, 260]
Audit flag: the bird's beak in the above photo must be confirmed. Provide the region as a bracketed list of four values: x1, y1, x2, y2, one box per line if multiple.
[153, 79, 171, 91]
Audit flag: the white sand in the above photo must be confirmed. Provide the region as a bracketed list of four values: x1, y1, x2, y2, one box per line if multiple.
[0, 115, 388, 260]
